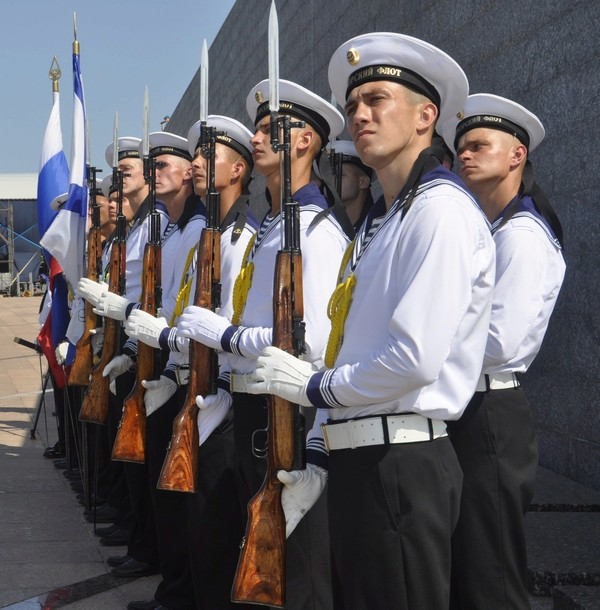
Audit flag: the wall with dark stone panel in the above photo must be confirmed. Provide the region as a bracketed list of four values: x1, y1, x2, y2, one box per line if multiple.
[168, 0, 600, 488]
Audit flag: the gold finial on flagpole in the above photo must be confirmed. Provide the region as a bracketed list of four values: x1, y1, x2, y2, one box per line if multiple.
[49, 56, 61, 93]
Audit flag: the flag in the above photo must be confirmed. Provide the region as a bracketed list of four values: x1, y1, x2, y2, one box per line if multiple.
[37, 260, 71, 389]
[36, 71, 72, 388]
[36, 86, 69, 252]
[40, 43, 88, 289]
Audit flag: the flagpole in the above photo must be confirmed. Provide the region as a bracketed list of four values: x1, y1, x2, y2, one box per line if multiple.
[73, 11, 79, 55]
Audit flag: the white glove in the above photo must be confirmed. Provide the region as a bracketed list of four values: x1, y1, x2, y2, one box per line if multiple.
[246, 346, 314, 407]
[177, 305, 232, 351]
[66, 297, 85, 345]
[142, 376, 177, 417]
[90, 327, 104, 356]
[93, 291, 132, 321]
[55, 341, 70, 365]
[77, 278, 109, 307]
[102, 354, 133, 380]
[197, 389, 232, 446]
[278, 464, 327, 538]
[124, 309, 169, 348]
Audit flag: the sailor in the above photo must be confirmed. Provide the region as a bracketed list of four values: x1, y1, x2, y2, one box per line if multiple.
[76, 135, 168, 569]
[176, 80, 351, 609]
[123, 115, 257, 610]
[88, 133, 204, 599]
[243, 33, 496, 609]
[440, 93, 565, 610]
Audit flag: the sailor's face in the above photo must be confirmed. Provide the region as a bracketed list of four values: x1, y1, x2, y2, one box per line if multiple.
[118, 158, 145, 196]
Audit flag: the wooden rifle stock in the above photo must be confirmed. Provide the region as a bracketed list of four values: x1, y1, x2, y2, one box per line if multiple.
[69, 226, 102, 386]
[231, 249, 305, 608]
[157, 226, 221, 491]
[112, 240, 161, 463]
[79, 239, 123, 424]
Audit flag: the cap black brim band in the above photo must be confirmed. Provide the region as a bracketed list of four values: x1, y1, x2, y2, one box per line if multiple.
[345, 64, 441, 108]
[149, 146, 192, 161]
[118, 150, 141, 161]
[195, 135, 253, 168]
[455, 115, 530, 150]
[255, 100, 330, 145]
[337, 152, 373, 178]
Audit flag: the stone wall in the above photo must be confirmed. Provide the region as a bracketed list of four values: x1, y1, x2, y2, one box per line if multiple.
[168, 0, 600, 488]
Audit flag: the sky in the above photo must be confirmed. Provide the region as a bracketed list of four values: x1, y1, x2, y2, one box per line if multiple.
[0, 0, 236, 175]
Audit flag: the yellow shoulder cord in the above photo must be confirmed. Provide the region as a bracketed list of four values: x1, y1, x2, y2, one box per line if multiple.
[231, 232, 257, 325]
[324, 239, 357, 368]
[169, 245, 198, 326]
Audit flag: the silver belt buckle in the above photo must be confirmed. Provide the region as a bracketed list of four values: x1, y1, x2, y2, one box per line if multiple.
[230, 373, 250, 394]
[175, 366, 189, 386]
[321, 423, 332, 452]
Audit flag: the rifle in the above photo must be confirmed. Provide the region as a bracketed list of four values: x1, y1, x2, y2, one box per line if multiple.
[232, 9, 306, 601]
[69, 165, 103, 386]
[329, 144, 343, 198]
[112, 92, 161, 463]
[157, 114, 221, 492]
[78, 166, 126, 424]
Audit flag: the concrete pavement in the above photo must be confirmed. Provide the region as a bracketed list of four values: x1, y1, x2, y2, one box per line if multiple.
[0, 295, 160, 609]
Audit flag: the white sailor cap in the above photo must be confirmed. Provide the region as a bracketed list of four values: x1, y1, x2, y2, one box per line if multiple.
[50, 192, 69, 211]
[104, 137, 142, 167]
[187, 115, 254, 167]
[100, 175, 116, 198]
[327, 32, 468, 128]
[246, 79, 344, 145]
[141, 131, 192, 161]
[332, 139, 373, 178]
[440, 93, 545, 153]
[89, 180, 106, 198]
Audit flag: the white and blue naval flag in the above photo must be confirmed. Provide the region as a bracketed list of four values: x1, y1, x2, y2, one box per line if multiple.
[40, 48, 88, 288]
[37, 87, 69, 247]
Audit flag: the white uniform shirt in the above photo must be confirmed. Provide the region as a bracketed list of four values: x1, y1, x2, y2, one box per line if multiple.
[224, 182, 349, 375]
[160, 201, 207, 322]
[124, 202, 169, 302]
[165, 217, 255, 372]
[307, 168, 495, 422]
[484, 208, 565, 374]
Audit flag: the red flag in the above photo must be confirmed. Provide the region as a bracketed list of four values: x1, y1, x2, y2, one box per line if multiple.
[37, 258, 71, 389]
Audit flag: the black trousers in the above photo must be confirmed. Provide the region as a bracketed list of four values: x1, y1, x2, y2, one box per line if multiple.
[54, 381, 81, 469]
[233, 393, 334, 610]
[328, 437, 462, 610]
[447, 387, 538, 610]
[115, 371, 159, 567]
[146, 386, 196, 610]
[97, 386, 130, 517]
[186, 408, 243, 610]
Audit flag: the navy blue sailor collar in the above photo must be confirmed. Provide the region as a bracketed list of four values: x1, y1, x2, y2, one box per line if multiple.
[364, 164, 467, 235]
[175, 194, 206, 232]
[261, 180, 329, 224]
[220, 195, 259, 243]
[492, 192, 562, 247]
[292, 181, 329, 210]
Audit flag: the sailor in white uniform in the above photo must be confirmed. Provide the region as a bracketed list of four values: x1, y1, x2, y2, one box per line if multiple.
[243, 33, 496, 609]
[176, 81, 351, 610]
[441, 93, 565, 610]
[123, 115, 257, 610]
